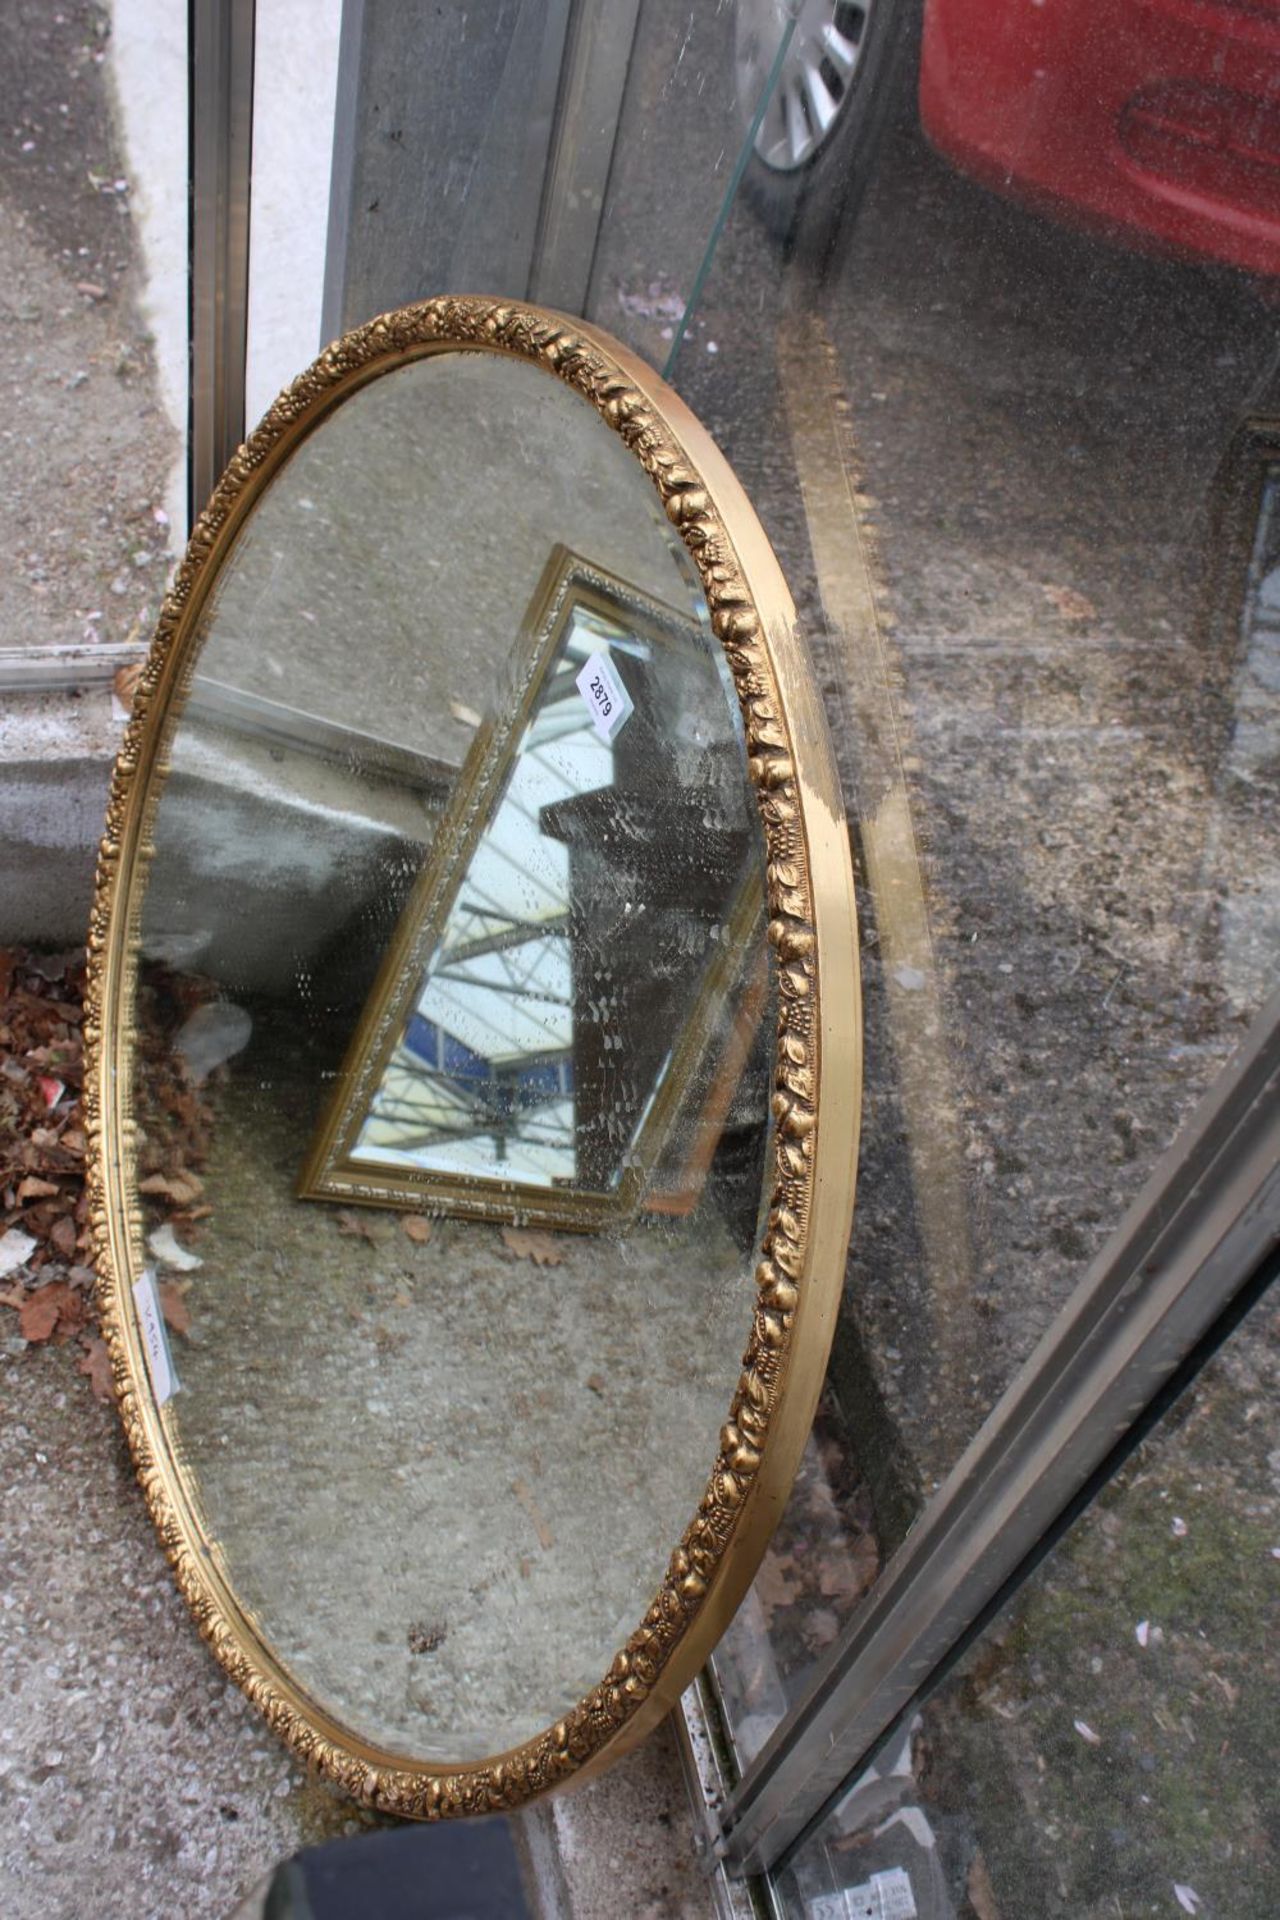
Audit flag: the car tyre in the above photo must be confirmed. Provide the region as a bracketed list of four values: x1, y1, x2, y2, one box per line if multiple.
[735, 0, 921, 265]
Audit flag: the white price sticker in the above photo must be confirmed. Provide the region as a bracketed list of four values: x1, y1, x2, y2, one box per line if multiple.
[575, 649, 634, 743]
[809, 1870, 916, 1920]
[133, 1267, 179, 1405]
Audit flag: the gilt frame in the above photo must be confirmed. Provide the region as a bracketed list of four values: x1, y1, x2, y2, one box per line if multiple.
[85, 296, 862, 1816]
[297, 543, 765, 1232]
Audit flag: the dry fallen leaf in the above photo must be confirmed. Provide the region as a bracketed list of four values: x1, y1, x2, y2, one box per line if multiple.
[500, 1227, 563, 1267]
[16, 1175, 60, 1202]
[18, 1282, 85, 1344]
[407, 1619, 447, 1654]
[139, 1169, 204, 1206]
[1042, 583, 1097, 621]
[113, 661, 144, 709]
[819, 1554, 877, 1605]
[48, 1215, 78, 1259]
[512, 1477, 555, 1549]
[754, 1552, 800, 1626]
[401, 1215, 433, 1245]
[967, 1850, 1002, 1920]
[159, 1281, 191, 1337]
[78, 1336, 114, 1403]
[336, 1209, 379, 1242]
[1207, 1670, 1239, 1705]
[18, 1289, 61, 1343]
[804, 1607, 840, 1649]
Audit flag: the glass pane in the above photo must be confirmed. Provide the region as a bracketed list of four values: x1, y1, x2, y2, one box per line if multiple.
[608, 5, 1280, 1756]
[774, 1279, 1280, 1918]
[245, 0, 343, 420]
[714, 1387, 882, 1766]
[316, 0, 1280, 1774]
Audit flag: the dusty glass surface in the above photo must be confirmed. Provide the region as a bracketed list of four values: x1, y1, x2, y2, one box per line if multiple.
[538, 0, 1280, 1765]
[774, 1285, 1280, 1918]
[129, 351, 772, 1760]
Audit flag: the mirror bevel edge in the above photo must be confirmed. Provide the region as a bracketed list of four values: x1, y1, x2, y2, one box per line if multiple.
[84, 295, 863, 1816]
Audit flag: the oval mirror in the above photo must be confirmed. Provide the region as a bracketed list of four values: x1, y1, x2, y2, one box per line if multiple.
[87, 299, 861, 1815]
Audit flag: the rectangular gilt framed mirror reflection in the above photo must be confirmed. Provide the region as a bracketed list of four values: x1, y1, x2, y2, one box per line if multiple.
[298, 546, 768, 1231]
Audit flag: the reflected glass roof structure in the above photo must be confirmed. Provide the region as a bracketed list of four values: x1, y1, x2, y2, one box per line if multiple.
[354, 608, 644, 1184]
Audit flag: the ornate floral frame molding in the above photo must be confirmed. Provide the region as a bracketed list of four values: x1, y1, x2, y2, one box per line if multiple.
[84, 295, 862, 1815]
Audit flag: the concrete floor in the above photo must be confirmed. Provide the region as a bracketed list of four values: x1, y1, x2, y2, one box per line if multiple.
[0, 1333, 374, 1919]
[161, 1011, 760, 1764]
[0, 1326, 720, 1918]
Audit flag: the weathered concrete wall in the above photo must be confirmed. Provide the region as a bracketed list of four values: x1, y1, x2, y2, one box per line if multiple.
[0, 691, 118, 946]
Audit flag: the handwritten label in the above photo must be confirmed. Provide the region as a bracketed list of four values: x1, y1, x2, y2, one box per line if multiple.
[809, 1872, 916, 1920]
[133, 1267, 178, 1405]
[575, 650, 634, 744]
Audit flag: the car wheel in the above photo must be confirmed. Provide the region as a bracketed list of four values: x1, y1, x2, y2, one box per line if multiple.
[734, 0, 920, 260]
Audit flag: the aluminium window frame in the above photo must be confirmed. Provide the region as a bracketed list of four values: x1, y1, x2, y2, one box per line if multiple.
[189, 0, 255, 521]
[689, 984, 1280, 1881]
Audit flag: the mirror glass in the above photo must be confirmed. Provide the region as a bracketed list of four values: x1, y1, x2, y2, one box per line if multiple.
[129, 351, 775, 1761]
[300, 544, 765, 1224]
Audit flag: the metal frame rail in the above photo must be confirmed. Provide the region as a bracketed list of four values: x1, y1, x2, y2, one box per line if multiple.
[189, 0, 255, 521]
[711, 988, 1280, 1875]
